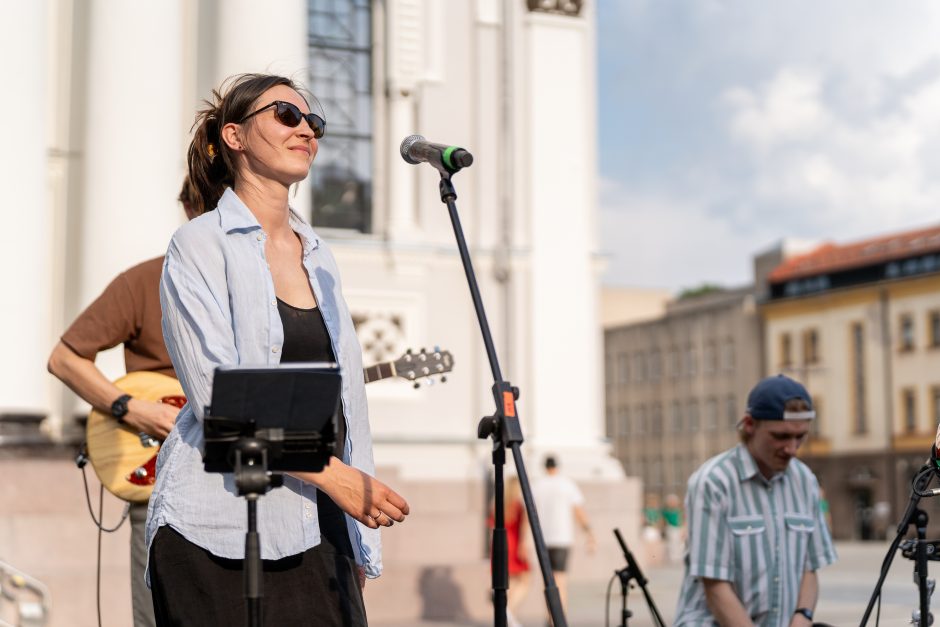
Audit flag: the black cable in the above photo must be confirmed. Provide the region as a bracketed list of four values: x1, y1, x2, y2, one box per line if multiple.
[80, 464, 129, 627]
[604, 572, 617, 627]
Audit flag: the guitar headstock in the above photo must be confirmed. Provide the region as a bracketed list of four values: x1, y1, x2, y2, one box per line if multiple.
[394, 347, 454, 388]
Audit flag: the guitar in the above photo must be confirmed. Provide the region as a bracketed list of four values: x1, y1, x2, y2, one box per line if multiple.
[86, 347, 454, 503]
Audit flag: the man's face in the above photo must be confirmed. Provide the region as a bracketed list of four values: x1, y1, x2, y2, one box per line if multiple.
[743, 416, 811, 478]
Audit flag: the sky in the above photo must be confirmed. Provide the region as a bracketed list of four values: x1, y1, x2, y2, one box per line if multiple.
[596, 1, 940, 292]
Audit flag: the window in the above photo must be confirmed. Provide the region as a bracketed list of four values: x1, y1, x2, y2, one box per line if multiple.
[634, 352, 648, 383]
[309, 0, 374, 231]
[902, 388, 917, 433]
[726, 394, 738, 428]
[929, 311, 940, 348]
[617, 353, 630, 384]
[651, 403, 663, 436]
[900, 314, 915, 352]
[668, 347, 680, 378]
[671, 401, 683, 432]
[803, 328, 820, 365]
[687, 399, 700, 433]
[780, 332, 792, 367]
[722, 338, 736, 372]
[704, 341, 717, 374]
[637, 405, 648, 434]
[649, 349, 662, 382]
[851, 322, 867, 434]
[619, 407, 630, 436]
[686, 344, 698, 377]
[605, 406, 614, 437]
[705, 397, 718, 431]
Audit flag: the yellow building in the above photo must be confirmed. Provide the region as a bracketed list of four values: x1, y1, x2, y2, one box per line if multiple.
[761, 224, 940, 540]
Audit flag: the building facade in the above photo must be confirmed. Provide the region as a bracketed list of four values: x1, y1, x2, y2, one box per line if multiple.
[762, 224, 940, 540]
[2, 1, 637, 624]
[605, 287, 762, 502]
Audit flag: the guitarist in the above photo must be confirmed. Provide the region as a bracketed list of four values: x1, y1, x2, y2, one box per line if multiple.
[46, 178, 199, 627]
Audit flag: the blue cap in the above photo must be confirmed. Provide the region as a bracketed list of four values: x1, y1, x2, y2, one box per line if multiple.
[746, 374, 815, 421]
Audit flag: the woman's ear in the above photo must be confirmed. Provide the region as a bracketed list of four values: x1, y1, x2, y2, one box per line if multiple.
[220, 122, 243, 152]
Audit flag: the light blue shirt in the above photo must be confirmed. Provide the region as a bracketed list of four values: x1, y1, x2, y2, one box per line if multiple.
[674, 444, 836, 626]
[145, 188, 382, 578]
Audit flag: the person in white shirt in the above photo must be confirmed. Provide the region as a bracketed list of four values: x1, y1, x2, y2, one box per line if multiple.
[533, 455, 595, 619]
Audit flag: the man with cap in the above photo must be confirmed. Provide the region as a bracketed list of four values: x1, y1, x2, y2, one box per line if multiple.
[674, 374, 837, 626]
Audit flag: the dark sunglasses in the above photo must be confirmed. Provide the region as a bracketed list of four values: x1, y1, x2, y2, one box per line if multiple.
[239, 100, 326, 139]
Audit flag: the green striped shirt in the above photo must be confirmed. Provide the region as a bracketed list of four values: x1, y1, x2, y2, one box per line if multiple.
[674, 444, 837, 626]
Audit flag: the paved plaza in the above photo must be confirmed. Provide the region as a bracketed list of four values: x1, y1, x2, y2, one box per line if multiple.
[373, 540, 940, 626]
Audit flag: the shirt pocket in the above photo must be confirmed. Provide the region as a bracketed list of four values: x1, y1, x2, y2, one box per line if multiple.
[729, 514, 766, 536]
[784, 513, 815, 533]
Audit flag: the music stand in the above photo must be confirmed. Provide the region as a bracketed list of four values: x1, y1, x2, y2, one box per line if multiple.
[203, 362, 341, 627]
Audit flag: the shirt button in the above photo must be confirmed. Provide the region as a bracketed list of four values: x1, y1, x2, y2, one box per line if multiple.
[272, 346, 280, 354]
[256, 234, 263, 241]
[271, 299, 276, 307]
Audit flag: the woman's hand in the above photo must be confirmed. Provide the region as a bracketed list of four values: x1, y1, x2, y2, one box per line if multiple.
[295, 459, 410, 529]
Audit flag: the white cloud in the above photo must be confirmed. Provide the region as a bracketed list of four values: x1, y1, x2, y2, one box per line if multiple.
[598, 2, 940, 289]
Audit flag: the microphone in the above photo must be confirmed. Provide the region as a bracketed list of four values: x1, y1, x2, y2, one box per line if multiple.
[400, 135, 474, 175]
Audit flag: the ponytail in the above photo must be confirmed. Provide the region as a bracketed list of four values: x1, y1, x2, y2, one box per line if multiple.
[186, 74, 302, 214]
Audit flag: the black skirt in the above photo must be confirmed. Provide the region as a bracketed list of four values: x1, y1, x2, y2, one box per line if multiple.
[149, 491, 367, 627]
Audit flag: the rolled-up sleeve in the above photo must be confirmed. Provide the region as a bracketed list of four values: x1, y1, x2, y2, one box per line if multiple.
[160, 239, 237, 422]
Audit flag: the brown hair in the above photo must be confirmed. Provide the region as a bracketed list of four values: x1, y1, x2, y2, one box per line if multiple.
[187, 73, 304, 215]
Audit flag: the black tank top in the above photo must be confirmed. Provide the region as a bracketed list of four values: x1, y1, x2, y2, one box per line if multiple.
[276, 298, 351, 556]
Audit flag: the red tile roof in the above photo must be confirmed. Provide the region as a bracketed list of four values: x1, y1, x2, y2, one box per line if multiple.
[768, 224, 940, 283]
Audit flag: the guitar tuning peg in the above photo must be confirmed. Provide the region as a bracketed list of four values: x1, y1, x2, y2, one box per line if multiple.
[426, 378, 435, 386]
[433, 345, 440, 353]
[420, 347, 427, 353]
[406, 348, 413, 354]
[440, 375, 447, 383]
[413, 381, 420, 389]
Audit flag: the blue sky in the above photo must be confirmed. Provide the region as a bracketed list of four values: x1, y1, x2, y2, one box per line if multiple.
[596, 1, 940, 291]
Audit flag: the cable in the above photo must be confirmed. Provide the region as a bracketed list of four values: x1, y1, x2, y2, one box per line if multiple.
[605, 572, 617, 627]
[80, 463, 129, 627]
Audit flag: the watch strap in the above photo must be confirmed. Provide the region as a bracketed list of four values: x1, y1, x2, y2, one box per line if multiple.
[794, 607, 813, 621]
[111, 394, 132, 423]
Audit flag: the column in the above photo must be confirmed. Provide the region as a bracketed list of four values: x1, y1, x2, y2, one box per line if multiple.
[79, 0, 185, 377]
[523, 3, 620, 476]
[0, 2, 49, 416]
[213, 0, 312, 215]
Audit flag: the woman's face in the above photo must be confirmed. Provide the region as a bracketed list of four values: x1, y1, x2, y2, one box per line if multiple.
[236, 85, 319, 185]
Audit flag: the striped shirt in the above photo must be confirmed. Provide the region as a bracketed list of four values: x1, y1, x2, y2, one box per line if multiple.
[674, 444, 837, 626]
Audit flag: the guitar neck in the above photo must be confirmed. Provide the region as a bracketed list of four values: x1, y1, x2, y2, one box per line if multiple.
[363, 361, 396, 384]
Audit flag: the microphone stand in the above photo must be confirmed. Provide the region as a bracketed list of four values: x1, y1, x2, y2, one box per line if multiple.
[612, 528, 665, 627]
[435, 170, 567, 627]
[860, 465, 935, 627]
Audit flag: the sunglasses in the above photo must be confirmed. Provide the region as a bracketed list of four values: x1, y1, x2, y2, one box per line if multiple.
[239, 100, 326, 139]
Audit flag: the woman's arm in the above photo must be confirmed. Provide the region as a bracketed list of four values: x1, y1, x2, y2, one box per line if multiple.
[292, 458, 409, 529]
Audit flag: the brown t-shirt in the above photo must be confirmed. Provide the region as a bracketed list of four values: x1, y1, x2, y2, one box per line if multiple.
[61, 256, 176, 378]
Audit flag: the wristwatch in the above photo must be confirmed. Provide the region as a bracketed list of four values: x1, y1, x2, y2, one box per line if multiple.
[794, 607, 813, 621]
[110, 394, 132, 423]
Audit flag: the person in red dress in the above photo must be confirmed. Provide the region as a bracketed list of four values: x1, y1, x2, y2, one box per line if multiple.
[488, 476, 531, 627]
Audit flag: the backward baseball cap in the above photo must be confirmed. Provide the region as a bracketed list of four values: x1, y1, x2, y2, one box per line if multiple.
[746, 374, 816, 421]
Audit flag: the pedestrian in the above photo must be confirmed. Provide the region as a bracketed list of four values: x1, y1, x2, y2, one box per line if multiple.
[674, 374, 837, 626]
[661, 493, 684, 564]
[488, 476, 530, 627]
[533, 455, 595, 622]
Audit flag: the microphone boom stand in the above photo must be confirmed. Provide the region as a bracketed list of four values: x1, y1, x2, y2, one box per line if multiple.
[860, 466, 935, 627]
[436, 171, 567, 627]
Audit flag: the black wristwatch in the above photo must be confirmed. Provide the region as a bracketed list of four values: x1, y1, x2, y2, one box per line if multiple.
[110, 394, 132, 423]
[794, 607, 813, 621]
